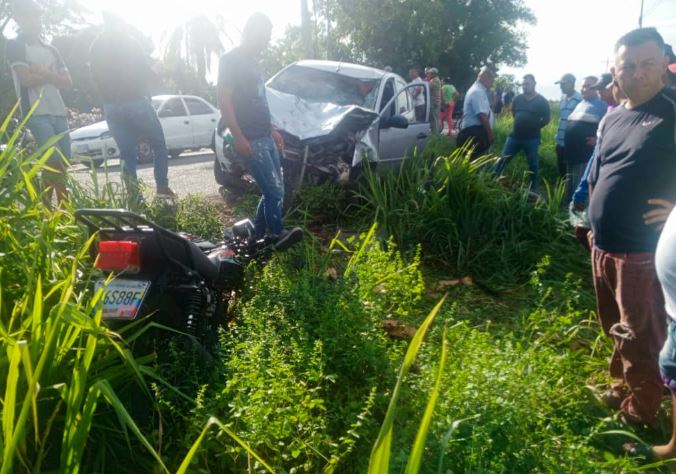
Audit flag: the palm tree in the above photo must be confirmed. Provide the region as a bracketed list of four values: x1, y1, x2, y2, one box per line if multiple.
[163, 15, 229, 80]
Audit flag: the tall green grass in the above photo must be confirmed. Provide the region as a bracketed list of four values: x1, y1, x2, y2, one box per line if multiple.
[356, 147, 577, 284]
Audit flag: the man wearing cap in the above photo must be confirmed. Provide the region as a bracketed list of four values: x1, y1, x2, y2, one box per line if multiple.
[555, 73, 582, 179]
[457, 67, 495, 159]
[494, 74, 550, 192]
[5, 0, 72, 204]
[562, 76, 607, 202]
[587, 27, 676, 427]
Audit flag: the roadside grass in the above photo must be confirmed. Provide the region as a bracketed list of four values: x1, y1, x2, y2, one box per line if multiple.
[1, 108, 658, 473]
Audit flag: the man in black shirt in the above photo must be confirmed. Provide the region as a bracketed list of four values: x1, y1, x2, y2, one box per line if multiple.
[588, 27, 676, 428]
[217, 13, 299, 245]
[494, 74, 550, 192]
[89, 14, 175, 198]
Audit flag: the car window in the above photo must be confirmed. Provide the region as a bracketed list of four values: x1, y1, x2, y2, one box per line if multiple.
[393, 85, 423, 124]
[158, 98, 187, 118]
[379, 78, 396, 117]
[395, 78, 410, 115]
[184, 98, 214, 116]
[268, 64, 382, 109]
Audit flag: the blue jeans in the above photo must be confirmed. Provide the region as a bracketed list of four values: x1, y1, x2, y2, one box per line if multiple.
[494, 136, 541, 191]
[104, 98, 169, 188]
[237, 136, 284, 237]
[27, 114, 71, 165]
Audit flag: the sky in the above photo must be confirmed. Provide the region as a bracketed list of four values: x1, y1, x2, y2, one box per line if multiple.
[84, 0, 676, 99]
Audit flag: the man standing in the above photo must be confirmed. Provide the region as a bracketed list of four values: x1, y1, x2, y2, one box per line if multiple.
[562, 76, 607, 201]
[6, 0, 72, 204]
[440, 77, 457, 135]
[217, 13, 300, 246]
[554, 73, 582, 179]
[588, 27, 676, 426]
[494, 74, 550, 192]
[428, 68, 442, 134]
[457, 67, 495, 160]
[408, 67, 426, 122]
[89, 14, 176, 198]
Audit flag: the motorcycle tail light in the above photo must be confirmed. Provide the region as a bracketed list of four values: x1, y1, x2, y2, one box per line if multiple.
[96, 241, 141, 272]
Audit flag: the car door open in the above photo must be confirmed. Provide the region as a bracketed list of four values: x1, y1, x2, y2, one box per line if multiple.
[377, 82, 431, 166]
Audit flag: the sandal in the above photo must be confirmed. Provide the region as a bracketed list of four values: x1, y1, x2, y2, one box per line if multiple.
[623, 442, 656, 462]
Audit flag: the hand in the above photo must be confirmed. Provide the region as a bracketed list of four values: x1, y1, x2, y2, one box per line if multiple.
[271, 129, 284, 152]
[585, 136, 597, 146]
[234, 136, 253, 158]
[643, 198, 675, 231]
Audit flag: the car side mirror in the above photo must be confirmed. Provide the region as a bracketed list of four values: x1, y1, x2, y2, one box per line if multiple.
[385, 114, 409, 129]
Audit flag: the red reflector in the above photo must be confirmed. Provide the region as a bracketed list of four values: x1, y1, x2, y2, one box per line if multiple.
[96, 241, 141, 272]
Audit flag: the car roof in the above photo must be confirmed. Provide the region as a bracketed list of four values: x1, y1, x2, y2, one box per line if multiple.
[291, 60, 389, 80]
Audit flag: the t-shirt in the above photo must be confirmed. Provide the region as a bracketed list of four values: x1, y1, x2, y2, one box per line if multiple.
[442, 84, 456, 103]
[510, 93, 550, 139]
[89, 31, 153, 103]
[656, 207, 676, 320]
[409, 77, 425, 107]
[5, 33, 68, 117]
[589, 88, 676, 253]
[218, 46, 271, 140]
[462, 81, 491, 129]
[556, 92, 582, 146]
[563, 97, 607, 164]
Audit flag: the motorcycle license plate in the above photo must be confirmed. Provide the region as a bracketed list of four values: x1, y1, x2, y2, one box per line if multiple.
[95, 279, 150, 320]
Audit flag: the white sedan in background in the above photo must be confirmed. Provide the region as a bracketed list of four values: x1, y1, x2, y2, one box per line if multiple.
[70, 95, 219, 167]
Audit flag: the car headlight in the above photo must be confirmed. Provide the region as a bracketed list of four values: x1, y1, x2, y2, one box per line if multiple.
[100, 131, 112, 140]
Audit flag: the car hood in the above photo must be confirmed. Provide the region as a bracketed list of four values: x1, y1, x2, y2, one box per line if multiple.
[70, 121, 109, 140]
[267, 87, 379, 144]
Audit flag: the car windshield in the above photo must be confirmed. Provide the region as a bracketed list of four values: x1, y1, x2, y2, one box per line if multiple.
[267, 65, 381, 109]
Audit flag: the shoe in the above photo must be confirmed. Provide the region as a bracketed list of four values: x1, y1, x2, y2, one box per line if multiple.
[156, 187, 178, 199]
[273, 227, 303, 251]
[599, 389, 625, 410]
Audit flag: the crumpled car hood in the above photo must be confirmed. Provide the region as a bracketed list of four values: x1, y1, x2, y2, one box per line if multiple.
[267, 87, 379, 164]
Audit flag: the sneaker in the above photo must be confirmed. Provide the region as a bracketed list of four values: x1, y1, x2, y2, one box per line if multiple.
[156, 187, 178, 199]
[273, 227, 303, 251]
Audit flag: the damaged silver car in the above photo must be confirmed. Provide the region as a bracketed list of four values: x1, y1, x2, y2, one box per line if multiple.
[213, 60, 432, 196]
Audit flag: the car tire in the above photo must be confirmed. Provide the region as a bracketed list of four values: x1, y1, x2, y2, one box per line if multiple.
[214, 156, 228, 186]
[137, 141, 154, 164]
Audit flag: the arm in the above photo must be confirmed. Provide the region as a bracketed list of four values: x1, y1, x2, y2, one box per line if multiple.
[540, 98, 551, 128]
[479, 113, 494, 143]
[572, 154, 594, 207]
[218, 85, 252, 157]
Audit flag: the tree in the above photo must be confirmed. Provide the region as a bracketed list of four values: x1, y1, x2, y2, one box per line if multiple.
[321, 0, 535, 90]
[163, 15, 228, 81]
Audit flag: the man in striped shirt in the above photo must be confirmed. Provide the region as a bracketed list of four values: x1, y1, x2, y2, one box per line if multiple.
[554, 73, 582, 178]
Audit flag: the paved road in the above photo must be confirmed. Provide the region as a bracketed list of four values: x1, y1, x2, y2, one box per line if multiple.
[71, 151, 222, 199]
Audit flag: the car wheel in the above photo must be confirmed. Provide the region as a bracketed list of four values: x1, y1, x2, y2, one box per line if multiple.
[214, 156, 228, 186]
[137, 141, 154, 164]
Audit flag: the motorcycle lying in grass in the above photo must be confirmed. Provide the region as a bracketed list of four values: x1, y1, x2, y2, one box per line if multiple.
[74, 209, 302, 356]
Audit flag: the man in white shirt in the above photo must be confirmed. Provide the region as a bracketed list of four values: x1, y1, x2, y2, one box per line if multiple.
[408, 67, 426, 122]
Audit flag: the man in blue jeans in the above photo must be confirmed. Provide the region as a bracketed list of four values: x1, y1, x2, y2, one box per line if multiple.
[494, 74, 550, 192]
[217, 13, 300, 246]
[6, 0, 72, 204]
[89, 13, 175, 198]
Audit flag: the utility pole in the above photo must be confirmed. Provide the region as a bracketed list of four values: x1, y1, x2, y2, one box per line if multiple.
[639, 0, 644, 27]
[300, 0, 315, 59]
